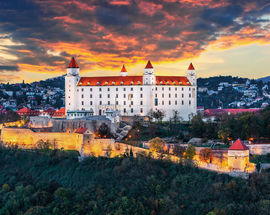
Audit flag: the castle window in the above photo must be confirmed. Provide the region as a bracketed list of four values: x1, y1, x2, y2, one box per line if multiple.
[99, 88, 102, 92]
[140, 94, 143, 98]
[116, 88, 118, 91]
[99, 94, 102, 98]
[81, 94, 84, 98]
[175, 87, 177, 91]
[124, 94, 126, 98]
[182, 101, 184, 105]
[189, 100, 191, 105]
[140, 108, 143, 113]
[182, 94, 184, 98]
[182, 87, 184, 91]
[155, 87, 157, 91]
[155, 94, 157, 98]
[131, 87, 133, 91]
[116, 101, 119, 105]
[108, 88, 110, 91]
[189, 88, 191, 91]
[131, 108, 133, 113]
[189, 93, 191, 98]
[169, 87, 171, 91]
[169, 94, 171, 98]
[162, 87, 164, 91]
[77, 89, 79, 92]
[90, 101, 92, 105]
[169, 101, 171, 105]
[90, 94, 92, 98]
[175, 101, 177, 105]
[124, 88, 126, 91]
[90, 88, 92, 92]
[131, 94, 133, 98]
[108, 101, 110, 105]
[112, 81, 115, 85]
[100, 101, 102, 105]
[155, 98, 158, 106]
[162, 94, 164, 98]
[108, 94, 110, 98]
[124, 101, 126, 105]
[175, 93, 177, 98]
[140, 87, 143, 91]
[140, 101, 143, 105]
[81, 88, 84, 92]
[116, 94, 118, 98]
[162, 101, 164, 105]
[124, 108, 126, 113]
[82, 101, 84, 105]
[131, 101, 133, 105]
[121, 81, 124, 85]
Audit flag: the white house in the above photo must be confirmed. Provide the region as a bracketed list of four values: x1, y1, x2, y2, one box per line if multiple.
[65, 57, 197, 121]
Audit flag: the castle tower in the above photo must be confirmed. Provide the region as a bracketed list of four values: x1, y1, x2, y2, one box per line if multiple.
[143, 60, 156, 85]
[228, 139, 250, 171]
[65, 57, 80, 113]
[120, 65, 128, 76]
[186, 63, 196, 86]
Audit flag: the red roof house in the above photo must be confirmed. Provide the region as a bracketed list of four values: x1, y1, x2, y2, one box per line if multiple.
[17, 108, 39, 117]
[75, 127, 88, 134]
[52, 108, 66, 118]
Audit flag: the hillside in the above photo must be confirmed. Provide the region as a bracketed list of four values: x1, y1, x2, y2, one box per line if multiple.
[1, 148, 270, 214]
[258, 76, 270, 83]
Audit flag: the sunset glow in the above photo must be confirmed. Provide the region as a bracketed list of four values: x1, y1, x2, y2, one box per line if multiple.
[0, 0, 269, 83]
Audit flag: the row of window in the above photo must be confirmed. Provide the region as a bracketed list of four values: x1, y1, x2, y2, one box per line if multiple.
[75, 86, 194, 92]
[79, 93, 192, 99]
[80, 100, 192, 106]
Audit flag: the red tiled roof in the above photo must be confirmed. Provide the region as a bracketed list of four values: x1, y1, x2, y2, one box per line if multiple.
[53, 108, 65, 117]
[75, 127, 88, 134]
[188, 63, 195, 70]
[121, 65, 127, 73]
[145, 60, 153, 69]
[229, 139, 249, 150]
[77, 76, 190, 86]
[204, 109, 260, 116]
[68, 57, 79, 68]
[17, 107, 32, 113]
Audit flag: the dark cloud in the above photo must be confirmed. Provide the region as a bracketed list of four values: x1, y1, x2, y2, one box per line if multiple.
[0, 65, 19, 71]
[0, 0, 269, 79]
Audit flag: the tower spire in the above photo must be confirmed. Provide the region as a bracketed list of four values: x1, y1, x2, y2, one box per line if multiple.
[68, 57, 79, 68]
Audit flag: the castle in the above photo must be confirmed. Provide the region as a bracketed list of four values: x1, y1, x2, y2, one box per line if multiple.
[65, 58, 197, 121]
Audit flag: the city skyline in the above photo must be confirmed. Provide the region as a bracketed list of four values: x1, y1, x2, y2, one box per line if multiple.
[0, 0, 270, 83]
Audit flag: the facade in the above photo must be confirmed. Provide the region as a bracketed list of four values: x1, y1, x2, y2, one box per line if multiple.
[65, 57, 197, 121]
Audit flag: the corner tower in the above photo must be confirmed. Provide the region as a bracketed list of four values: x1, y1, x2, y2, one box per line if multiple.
[143, 60, 156, 85]
[186, 63, 196, 86]
[120, 65, 128, 76]
[65, 57, 80, 113]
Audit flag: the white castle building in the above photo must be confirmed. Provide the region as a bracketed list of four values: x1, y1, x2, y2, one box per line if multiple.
[65, 57, 197, 121]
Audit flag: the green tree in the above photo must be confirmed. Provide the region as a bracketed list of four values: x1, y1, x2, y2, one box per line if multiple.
[184, 144, 196, 159]
[148, 137, 166, 153]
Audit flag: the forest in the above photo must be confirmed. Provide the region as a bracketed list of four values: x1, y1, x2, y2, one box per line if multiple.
[1, 147, 270, 215]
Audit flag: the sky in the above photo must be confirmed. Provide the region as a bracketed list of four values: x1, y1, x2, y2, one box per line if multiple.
[0, 0, 270, 83]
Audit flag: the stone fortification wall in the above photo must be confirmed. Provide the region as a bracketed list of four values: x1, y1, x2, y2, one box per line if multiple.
[247, 144, 270, 155]
[29, 117, 111, 133]
[1, 127, 83, 151]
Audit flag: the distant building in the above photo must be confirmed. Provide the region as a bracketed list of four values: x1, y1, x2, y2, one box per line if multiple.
[65, 57, 197, 121]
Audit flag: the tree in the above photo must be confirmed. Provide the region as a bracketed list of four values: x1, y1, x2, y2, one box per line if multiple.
[184, 144, 196, 159]
[148, 137, 166, 153]
[199, 148, 213, 163]
[97, 123, 111, 138]
[190, 115, 205, 137]
[152, 110, 165, 123]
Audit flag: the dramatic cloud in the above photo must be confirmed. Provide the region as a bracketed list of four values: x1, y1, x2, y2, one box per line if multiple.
[0, 0, 269, 82]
